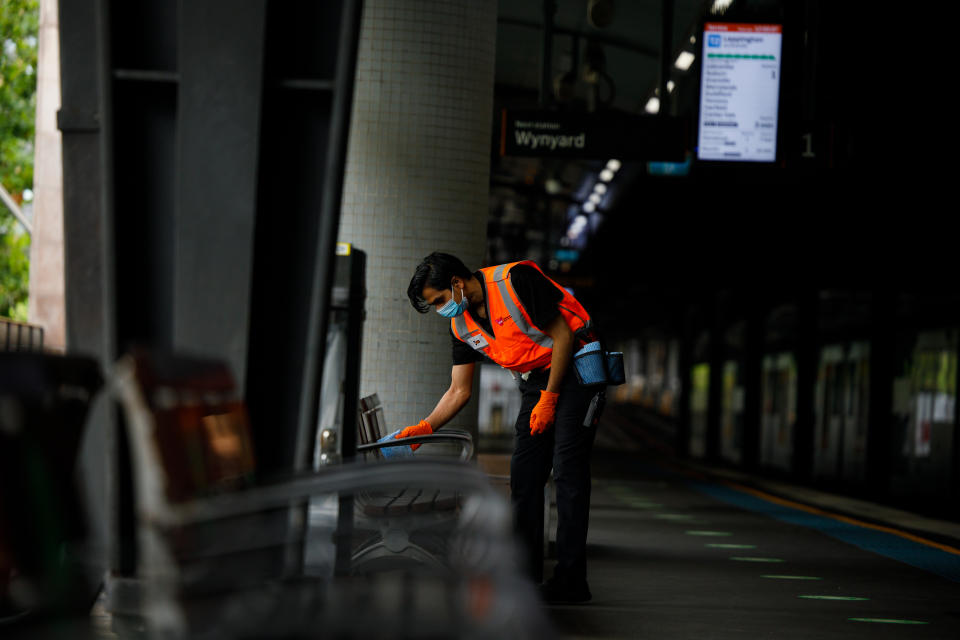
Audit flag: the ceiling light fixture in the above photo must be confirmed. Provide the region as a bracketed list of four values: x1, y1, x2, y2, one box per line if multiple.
[599, 168, 614, 182]
[674, 51, 695, 71]
[644, 97, 660, 114]
[711, 0, 734, 15]
[567, 213, 590, 239]
[589, 193, 602, 204]
[593, 183, 607, 195]
[605, 159, 621, 172]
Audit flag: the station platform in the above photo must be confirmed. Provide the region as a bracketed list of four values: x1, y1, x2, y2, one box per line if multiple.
[526, 409, 960, 639]
[9, 408, 960, 639]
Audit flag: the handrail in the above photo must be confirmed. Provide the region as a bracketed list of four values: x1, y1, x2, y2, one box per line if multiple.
[0, 318, 44, 352]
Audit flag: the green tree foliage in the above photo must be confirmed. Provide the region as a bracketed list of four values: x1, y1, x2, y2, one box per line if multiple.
[0, 0, 38, 321]
[1, 214, 30, 321]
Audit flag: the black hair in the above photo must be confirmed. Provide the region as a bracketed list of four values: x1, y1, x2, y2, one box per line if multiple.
[407, 252, 472, 313]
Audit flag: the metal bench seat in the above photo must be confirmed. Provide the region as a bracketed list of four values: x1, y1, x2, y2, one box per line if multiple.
[110, 350, 549, 638]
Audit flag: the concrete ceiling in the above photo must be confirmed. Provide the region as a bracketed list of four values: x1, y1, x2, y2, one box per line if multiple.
[488, 1, 716, 269]
[495, 0, 708, 114]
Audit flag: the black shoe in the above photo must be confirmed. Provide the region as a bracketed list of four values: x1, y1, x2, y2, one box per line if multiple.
[539, 578, 592, 604]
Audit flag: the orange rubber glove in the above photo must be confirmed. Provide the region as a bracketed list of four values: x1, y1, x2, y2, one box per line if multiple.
[529, 390, 559, 435]
[395, 419, 433, 451]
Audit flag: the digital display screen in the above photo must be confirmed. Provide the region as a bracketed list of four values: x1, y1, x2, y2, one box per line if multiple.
[697, 23, 782, 162]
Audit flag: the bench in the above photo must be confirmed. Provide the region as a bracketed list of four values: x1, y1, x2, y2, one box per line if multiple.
[0, 352, 102, 624]
[355, 393, 473, 461]
[354, 393, 472, 513]
[353, 395, 551, 563]
[110, 349, 546, 637]
[342, 394, 475, 571]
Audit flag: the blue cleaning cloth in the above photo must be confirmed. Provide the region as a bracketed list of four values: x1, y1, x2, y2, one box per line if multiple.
[377, 428, 415, 458]
[575, 341, 602, 356]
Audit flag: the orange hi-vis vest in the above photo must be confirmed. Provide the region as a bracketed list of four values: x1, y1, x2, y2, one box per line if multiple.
[451, 261, 593, 373]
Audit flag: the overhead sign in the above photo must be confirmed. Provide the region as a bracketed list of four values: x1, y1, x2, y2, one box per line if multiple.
[501, 110, 687, 161]
[697, 23, 782, 162]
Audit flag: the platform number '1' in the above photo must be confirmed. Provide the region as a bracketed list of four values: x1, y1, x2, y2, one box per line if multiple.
[801, 133, 815, 158]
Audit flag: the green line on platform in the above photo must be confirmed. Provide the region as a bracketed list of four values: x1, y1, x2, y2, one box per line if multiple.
[730, 557, 784, 563]
[761, 575, 822, 580]
[706, 543, 756, 549]
[798, 595, 869, 601]
[848, 618, 928, 625]
[655, 513, 696, 520]
[685, 530, 732, 536]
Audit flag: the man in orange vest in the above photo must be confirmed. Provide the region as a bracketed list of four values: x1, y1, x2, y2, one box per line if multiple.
[403, 252, 598, 604]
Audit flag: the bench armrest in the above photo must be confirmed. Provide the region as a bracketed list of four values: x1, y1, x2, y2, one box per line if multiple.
[161, 459, 492, 526]
[357, 432, 473, 460]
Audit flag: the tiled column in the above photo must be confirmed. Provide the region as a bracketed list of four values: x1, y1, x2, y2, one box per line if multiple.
[28, 0, 65, 349]
[338, 0, 496, 435]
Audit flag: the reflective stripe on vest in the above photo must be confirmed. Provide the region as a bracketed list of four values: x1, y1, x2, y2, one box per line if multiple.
[491, 264, 554, 349]
[453, 313, 470, 342]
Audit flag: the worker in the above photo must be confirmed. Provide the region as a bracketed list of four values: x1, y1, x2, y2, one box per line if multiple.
[403, 252, 599, 604]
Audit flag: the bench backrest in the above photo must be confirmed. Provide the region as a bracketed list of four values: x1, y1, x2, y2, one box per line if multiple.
[357, 393, 387, 459]
[114, 350, 256, 510]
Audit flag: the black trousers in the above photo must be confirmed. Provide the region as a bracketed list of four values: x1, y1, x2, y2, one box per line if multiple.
[510, 366, 597, 584]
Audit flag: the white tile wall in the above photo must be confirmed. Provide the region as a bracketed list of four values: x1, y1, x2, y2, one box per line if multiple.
[338, 0, 497, 434]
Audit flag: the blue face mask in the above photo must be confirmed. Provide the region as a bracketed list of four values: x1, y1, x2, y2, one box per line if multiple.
[436, 285, 469, 318]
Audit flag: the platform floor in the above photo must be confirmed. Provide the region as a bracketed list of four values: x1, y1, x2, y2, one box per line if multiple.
[12, 413, 960, 639]
[532, 414, 960, 639]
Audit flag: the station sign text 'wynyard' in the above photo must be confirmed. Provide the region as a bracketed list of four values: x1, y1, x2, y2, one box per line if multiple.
[512, 119, 586, 151]
[500, 110, 687, 161]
